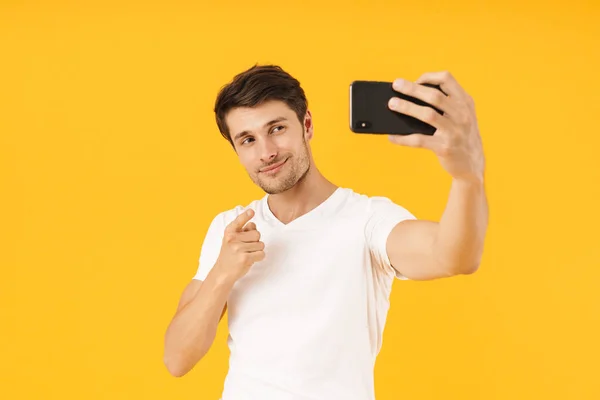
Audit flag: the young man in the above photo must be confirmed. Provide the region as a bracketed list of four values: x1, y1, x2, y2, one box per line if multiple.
[163, 65, 488, 399]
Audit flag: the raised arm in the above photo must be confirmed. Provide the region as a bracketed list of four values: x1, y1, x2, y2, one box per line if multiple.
[385, 71, 488, 280]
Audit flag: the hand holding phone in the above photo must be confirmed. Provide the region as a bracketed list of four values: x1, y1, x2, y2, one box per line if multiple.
[350, 71, 485, 185]
[349, 80, 446, 135]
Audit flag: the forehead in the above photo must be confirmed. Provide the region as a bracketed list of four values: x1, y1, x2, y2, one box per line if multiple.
[226, 100, 297, 136]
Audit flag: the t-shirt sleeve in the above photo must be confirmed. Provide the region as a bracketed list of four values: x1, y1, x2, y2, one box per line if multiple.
[365, 196, 417, 280]
[192, 212, 227, 282]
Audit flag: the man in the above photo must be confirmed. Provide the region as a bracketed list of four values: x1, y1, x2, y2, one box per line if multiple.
[163, 65, 488, 399]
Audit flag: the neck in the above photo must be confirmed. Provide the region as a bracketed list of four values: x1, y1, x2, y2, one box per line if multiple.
[267, 164, 338, 225]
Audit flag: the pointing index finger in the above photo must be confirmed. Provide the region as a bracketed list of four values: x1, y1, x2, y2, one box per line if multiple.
[227, 209, 255, 233]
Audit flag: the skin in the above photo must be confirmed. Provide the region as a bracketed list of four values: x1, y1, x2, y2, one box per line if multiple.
[163, 70, 489, 377]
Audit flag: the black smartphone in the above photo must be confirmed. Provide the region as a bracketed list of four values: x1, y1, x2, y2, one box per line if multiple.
[349, 80, 445, 135]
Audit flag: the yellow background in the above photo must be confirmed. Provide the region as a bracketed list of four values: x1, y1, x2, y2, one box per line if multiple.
[1, 1, 599, 399]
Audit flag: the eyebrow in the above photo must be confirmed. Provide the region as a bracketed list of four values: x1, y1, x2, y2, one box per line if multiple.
[232, 117, 288, 142]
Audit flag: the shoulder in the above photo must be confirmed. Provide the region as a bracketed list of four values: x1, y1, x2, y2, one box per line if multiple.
[338, 187, 414, 217]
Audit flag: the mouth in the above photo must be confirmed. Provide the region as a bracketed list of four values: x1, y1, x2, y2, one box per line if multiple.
[259, 158, 288, 175]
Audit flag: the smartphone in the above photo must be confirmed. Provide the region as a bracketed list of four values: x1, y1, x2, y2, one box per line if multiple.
[349, 80, 445, 135]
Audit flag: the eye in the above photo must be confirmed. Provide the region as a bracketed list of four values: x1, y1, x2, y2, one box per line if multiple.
[270, 125, 286, 134]
[241, 136, 254, 145]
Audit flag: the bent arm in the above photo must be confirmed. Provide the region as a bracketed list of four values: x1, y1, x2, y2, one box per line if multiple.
[387, 178, 489, 280]
[163, 266, 233, 377]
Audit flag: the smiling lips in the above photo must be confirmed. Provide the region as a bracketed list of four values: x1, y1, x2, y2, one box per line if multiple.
[260, 158, 287, 174]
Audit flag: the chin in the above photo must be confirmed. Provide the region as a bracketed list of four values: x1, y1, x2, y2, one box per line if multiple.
[257, 175, 296, 194]
[253, 159, 310, 194]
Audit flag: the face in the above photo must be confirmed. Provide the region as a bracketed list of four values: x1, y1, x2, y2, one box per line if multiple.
[226, 100, 313, 195]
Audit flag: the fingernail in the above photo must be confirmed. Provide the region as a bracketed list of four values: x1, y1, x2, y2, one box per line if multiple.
[247, 209, 253, 216]
[389, 98, 400, 108]
[393, 79, 404, 89]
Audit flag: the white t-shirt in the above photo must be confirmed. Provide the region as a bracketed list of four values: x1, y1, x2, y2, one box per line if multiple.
[193, 187, 416, 400]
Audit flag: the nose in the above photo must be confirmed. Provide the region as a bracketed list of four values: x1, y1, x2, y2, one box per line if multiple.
[259, 137, 278, 163]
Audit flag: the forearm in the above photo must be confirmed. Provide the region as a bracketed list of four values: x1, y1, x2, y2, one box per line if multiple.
[433, 178, 488, 274]
[164, 267, 234, 376]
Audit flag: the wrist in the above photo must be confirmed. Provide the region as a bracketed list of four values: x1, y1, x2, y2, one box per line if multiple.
[452, 174, 484, 188]
[210, 261, 238, 288]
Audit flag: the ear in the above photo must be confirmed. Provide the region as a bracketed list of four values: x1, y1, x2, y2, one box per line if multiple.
[303, 110, 314, 141]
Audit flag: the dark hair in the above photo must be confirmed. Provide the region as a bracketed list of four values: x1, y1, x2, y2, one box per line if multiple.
[214, 64, 308, 146]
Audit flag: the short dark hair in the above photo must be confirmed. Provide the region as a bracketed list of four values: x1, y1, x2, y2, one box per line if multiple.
[214, 64, 308, 146]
